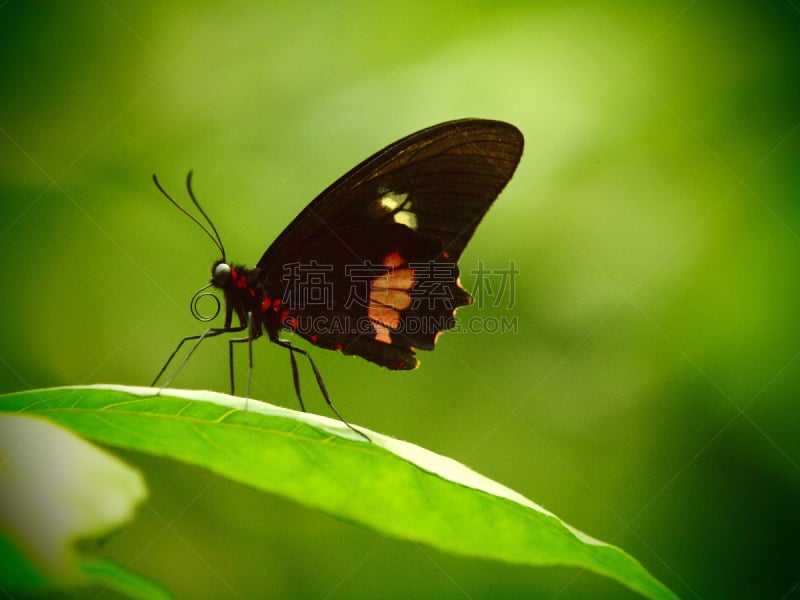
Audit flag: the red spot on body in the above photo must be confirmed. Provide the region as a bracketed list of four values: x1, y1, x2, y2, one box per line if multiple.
[310, 334, 318, 344]
[442, 250, 450, 259]
[261, 297, 272, 312]
[233, 270, 247, 289]
[273, 298, 282, 311]
[280, 310, 295, 328]
[335, 344, 343, 350]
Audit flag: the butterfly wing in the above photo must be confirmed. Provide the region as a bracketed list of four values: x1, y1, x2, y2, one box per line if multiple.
[258, 119, 523, 273]
[257, 119, 523, 369]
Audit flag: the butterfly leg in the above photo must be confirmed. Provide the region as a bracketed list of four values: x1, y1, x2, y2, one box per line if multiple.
[152, 326, 244, 391]
[227, 312, 255, 398]
[275, 339, 371, 442]
[287, 350, 307, 412]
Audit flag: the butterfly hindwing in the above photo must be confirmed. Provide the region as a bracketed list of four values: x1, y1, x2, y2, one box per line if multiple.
[269, 223, 471, 369]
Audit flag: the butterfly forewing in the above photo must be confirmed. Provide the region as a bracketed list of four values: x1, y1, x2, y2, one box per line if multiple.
[257, 119, 523, 275]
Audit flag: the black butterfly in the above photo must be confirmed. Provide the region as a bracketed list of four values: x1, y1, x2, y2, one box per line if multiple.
[152, 119, 523, 439]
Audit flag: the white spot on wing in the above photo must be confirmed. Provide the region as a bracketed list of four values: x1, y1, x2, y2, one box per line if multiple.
[394, 210, 417, 229]
[379, 190, 408, 212]
[378, 190, 416, 229]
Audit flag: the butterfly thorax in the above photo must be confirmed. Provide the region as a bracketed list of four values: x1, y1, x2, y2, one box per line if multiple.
[211, 260, 282, 340]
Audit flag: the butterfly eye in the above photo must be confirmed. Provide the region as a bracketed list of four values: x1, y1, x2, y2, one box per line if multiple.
[212, 262, 232, 286]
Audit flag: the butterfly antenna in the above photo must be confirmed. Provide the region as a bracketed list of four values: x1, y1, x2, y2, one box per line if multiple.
[185, 170, 227, 261]
[152, 172, 226, 261]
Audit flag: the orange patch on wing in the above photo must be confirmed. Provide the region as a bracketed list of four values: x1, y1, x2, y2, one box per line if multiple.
[367, 255, 418, 345]
[383, 252, 405, 268]
[372, 268, 414, 290]
[369, 304, 400, 329]
[373, 322, 392, 345]
[371, 288, 412, 310]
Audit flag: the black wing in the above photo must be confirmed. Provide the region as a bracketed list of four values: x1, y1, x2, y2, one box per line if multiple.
[257, 119, 523, 277]
[258, 119, 523, 370]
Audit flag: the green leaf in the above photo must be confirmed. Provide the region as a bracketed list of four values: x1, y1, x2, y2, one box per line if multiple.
[77, 556, 173, 600]
[0, 385, 677, 599]
[0, 412, 169, 598]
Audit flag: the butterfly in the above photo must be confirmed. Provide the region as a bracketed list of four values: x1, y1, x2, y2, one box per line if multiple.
[152, 119, 524, 439]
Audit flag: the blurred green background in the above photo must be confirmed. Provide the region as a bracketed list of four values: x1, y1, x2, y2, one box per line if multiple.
[1, 1, 798, 598]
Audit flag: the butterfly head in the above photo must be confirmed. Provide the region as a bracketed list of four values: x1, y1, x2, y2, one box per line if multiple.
[186, 260, 252, 326]
[209, 259, 260, 294]
[211, 260, 232, 287]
